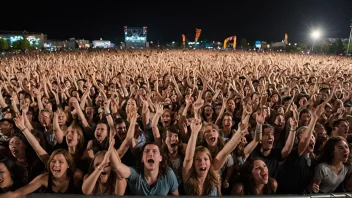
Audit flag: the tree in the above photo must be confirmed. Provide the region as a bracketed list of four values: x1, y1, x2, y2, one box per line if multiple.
[321, 39, 331, 54]
[239, 38, 248, 49]
[12, 39, 30, 51]
[343, 39, 352, 55]
[0, 38, 9, 51]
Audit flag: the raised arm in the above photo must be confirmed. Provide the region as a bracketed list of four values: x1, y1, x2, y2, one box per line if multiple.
[13, 115, 49, 163]
[110, 146, 131, 179]
[182, 118, 202, 182]
[151, 103, 163, 147]
[52, 110, 64, 144]
[243, 112, 265, 159]
[213, 125, 245, 171]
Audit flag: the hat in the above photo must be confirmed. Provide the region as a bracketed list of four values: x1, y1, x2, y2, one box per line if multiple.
[0, 118, 15, 126]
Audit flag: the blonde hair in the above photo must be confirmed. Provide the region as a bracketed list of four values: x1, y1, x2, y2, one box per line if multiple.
[184, 146, 220, 195]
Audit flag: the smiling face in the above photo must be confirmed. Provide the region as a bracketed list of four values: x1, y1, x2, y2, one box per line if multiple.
[161, 111, 172, 127]
[262, 127, 274, 151]
[50, 154, 69, 179]
[251, 159, 269, 185]
[0, 162, 13, 189]
[142, 144, 162, 171]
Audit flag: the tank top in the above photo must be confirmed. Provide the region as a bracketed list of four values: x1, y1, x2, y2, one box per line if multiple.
[43, 174, 81, 194]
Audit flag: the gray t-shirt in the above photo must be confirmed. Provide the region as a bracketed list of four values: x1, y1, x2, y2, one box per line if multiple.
[314, 162, 352, 193]
[127, 167, 179, 195]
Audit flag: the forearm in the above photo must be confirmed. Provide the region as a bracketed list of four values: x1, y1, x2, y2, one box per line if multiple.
[82, 171, 101, 195]
[282, 130, 296, 158]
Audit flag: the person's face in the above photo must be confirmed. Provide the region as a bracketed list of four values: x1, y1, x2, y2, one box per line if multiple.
[95, 96, 103, 106]
[271, 94, 279, 103]
[142, 144, 162, 171]
[251, 160, 269, 185]
[0, 121, 13, 136]
[333, 140, 350, 163]
[40, 111, 52, 128]
[116, 122, 127, 140]
[24, 98, 31, 107]
[66, 127, 80, 147]
[214, 105, 222, 116]
[204, 125, 219, 147]
[161, 111, 172, 127]
[95, 123, 108, 143]
[299, 97, 308, 107]
[222, 115, 232, 129]
[57, 112, 67, 126]
[93, 154, 112, 183]
[185, 88, 192, 96]
[274, 115, 285, 130]
[0, 162, 13, 189]
[226, 99, 235, 112]
[165, 131, 179, 154]
[277, 107, 284, 115]
[299, 112, 311, 126]
[315, 126, 328, 142]
[262, 127, 274, 151]
[171, 94, 177, 102]
[9, 137, 27, 159]
[50, 154, 69, 178]
[205, 91, 213, 102]
[325, 106, 333, 117]
[194, 151, 211, 177]
[203, 106, 213, 119]
[335, 121, 349, 138]
[306, 135, 316, 153]
[126, 99, 137, 114]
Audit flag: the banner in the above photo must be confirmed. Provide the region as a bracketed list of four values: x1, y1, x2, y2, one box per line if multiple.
[195, 29, 201, 42]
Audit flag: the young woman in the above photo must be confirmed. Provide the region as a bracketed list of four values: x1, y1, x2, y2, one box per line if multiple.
[0, 149, 81, 198]
[182, 118, 245, 196]
[310, 136, 351, 193]
[0, 158, 26, 193]
[82, 146, 126, 195]
[232, 158, 278, 195]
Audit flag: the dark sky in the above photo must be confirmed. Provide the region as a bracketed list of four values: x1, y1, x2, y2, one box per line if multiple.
[2, 0, 352, 43]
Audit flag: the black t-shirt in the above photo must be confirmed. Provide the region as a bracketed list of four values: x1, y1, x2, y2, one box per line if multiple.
[251, 145, 284, 178]
[276, 148, 316, 194]
[114, 137, 137, 167]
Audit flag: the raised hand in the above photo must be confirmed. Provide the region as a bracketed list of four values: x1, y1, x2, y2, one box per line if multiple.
[13, 115, 26, 131]
[190, 118, 202, 134]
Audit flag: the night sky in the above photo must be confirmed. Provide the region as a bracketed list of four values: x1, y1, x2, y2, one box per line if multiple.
[1, 0, 352, 43]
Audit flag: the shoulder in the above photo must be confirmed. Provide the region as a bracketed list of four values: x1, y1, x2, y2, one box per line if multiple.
[231, 183, 244, 195]
[270, 177, 278, 193]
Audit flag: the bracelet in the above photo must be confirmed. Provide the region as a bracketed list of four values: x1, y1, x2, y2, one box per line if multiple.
[290, 129, 296, 132]
[21, 127, 27, 132]
[104, 112, 111, 116]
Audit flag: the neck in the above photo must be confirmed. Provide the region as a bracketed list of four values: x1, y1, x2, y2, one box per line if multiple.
[331, 159, 343, 167]
[53, 174, 68, 182]
[197, 175, 206, 184]
[255, 184, 265, 194]
[144, 167, 159, 184]
[223, 128, 231, 137]
[260, 147, 271, 156]
[68, 146, 76, 154]
[17, 155, 26, 163]
[169, 149, 179, 159]
[302, 151, 311, 158]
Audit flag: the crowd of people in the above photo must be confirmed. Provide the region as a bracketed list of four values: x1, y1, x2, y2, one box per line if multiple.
[0, 50, 351, 197]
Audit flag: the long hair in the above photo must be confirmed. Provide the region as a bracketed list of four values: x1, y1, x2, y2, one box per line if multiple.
[92, 121, 110, 153]
[0, 158, 26, 192]
[46, 149, 75, 178]
[65, 124, 85, 157]
[87, 151, 116, 195]
[200, 123, 225, 158]
[184, 146, 220, 195]
[161, 126, 184, 172]
[317, 136, 351, 165]
[235, 157, 276, 195]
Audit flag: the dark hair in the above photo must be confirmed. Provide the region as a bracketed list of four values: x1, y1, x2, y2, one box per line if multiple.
[161, 126, 184, 170]
[332, 118, 348, 129]
[139, 142, 168, 177]
[92, 121, 110, 154]
[317, 136, 351, 165]
[0, 158, 26, 192]
[235, 157, 276, 195]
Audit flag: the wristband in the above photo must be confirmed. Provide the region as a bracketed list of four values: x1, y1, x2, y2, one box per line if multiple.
[104, 112, 111, 116]
[21, 127, 27, 132]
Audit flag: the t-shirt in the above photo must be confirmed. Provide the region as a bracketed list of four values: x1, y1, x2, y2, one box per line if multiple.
[127, 167, 179, 195]
[276, 148, 316, 194]
[314, 162, 352, 193]
[251, 146, 284, 178]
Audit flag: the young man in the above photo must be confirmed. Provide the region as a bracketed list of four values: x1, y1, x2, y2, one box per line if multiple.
[112, 142, 179, 195]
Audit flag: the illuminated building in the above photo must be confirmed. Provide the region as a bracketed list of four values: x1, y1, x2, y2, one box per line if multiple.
[0, 31, 47, 48]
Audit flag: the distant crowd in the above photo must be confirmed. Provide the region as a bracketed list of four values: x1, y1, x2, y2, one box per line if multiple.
[0, 50, 351, 197]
